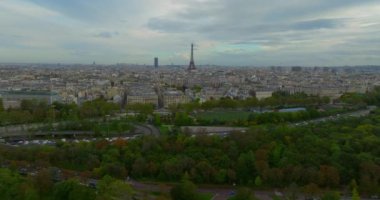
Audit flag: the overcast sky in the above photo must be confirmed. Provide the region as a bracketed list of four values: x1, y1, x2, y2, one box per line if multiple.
[0, 0, 379, 66]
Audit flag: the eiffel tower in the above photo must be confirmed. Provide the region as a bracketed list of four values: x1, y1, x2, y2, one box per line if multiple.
[188, 43, 196, 71]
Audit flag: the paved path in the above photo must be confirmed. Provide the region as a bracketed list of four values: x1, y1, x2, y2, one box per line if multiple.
[128, 180, 275, 200]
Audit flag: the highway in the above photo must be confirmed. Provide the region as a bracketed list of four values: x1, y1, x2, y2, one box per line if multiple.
[293, 106, 376, 126]
[0, 122, 160, 139]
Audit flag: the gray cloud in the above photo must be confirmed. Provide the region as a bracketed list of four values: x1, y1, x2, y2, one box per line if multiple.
[146, 1, 351, 40]
[1, 0, 379, 65]
[148, 18, 191, 33]
[291, 18, 346, 30]
[94, 31, 120, 39]
[145, 0, 380, 66]
[148, 17, 348, 42]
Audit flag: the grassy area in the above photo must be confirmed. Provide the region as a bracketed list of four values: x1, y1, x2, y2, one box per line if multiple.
[196, 111, 251, 122]
[198, 192, 214, 200]
[159, 125, 172, 134]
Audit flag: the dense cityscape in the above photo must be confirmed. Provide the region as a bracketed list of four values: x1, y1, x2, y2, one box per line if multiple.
[1, 63, 380, 109]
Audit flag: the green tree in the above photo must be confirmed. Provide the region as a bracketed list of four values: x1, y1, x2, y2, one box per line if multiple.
[32, 168, 54, 196]
[53, 179, 95, 200]
[0, 168, 22, 200]
[352, 187, 361, 200]
[236, 151, 256, 184]
[153, 114, 162, 126]
[318, 165, 340, 188]
[255, 176, 262, 187]
[218, 97, 238, 108]
[339, 93, 366, 105]
[174, 112, 193, 126]
[170, 176, 198, 200]
[97, 176, 134, 200]
[23, 186, 39, 200]
[126, 103, 154, 115]
[81, 99, 119, 118]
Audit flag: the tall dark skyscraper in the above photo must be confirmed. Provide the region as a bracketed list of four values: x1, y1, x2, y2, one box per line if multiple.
[154, 57, 158, 68]
[188, 43, 196, 71]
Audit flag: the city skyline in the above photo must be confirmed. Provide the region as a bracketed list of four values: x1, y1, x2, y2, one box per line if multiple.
[0, 0, 380, 66]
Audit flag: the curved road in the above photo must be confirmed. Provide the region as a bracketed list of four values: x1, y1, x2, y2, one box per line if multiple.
[133, 124, 160, 136]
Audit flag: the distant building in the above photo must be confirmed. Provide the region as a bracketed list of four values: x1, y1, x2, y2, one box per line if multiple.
[125, 86, 159, 107]
[127, 93, 158, 107]
[162, 90, 191, 108]
[201, 87, 226, 101]
[0, 90, 60, 109]
[255, 91, 273, 100]
[154, 57, 159, 68]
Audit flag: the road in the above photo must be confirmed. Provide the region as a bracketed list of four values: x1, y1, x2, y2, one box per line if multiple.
[128, 180, 300, 200]
[128, 180, 274, 200]
[181, 126, 248, 135]
[133, 124, 160, 136]
[0, 122, 160, 138]
[128, 180, 377, 200]
[293, 106, 377, 126]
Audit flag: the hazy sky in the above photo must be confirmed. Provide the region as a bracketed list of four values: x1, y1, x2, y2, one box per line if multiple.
[0, 0, 379, 66]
